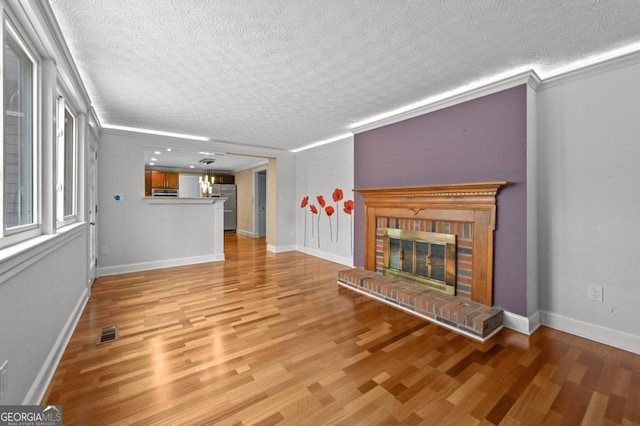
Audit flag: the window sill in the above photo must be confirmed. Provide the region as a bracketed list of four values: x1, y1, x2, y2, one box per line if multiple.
[0, 222, 86, 286]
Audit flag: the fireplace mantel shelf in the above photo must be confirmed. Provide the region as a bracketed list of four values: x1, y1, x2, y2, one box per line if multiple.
[354, 181, 508, 196]
[354, 182, 509, 209]
[355, 181, 509, 307]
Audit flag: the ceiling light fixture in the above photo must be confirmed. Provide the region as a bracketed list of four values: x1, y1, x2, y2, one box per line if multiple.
[290, 132, 353, 153]
[102, 124, 209, 142]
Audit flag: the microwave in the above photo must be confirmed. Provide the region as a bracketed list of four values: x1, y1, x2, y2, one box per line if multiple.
[151, 188, 179, 197]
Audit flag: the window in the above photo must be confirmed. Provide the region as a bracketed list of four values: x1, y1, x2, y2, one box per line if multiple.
[3, 24, 37, 234]
[56, 97, 77, 224]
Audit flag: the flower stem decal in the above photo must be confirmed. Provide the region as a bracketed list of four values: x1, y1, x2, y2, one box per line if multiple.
[343, 200, 354, 254]
[332, 188, 344, 241]
[315, 196, 326, 248]
[325, 205, 335, 241]
[300, 196, 309, 246]
[310, 204, 318, 239]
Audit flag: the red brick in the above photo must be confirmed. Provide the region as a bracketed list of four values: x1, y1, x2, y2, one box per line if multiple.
[473, 313, 491, 333]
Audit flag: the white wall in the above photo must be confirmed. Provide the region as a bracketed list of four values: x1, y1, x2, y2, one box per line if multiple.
[178, 174, 201, 197]
[0, 1, 95, 404]
[295, 136, 354, 265]
[98, 131, 225, 274]
[0, 227, 89, 404]
[98, 130, 298, 271]
[537, 58, 640, 352]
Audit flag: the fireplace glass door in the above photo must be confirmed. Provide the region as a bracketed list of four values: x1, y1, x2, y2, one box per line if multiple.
[384, 228, 456, 295]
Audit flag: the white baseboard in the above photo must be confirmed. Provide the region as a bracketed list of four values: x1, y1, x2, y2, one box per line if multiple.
[502, 310, 541, 335]
[98, 254, 224, 276]
[267, 244, 296, 253]
[236, 229, 260, 238]
[540, 311, 640, 355]
[296, 245, 353, 267]
[24, 287, 90, 404]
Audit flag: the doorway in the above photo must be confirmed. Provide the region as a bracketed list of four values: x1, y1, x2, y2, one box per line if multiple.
[87, 132, 98, 285]
[254, 170, 267, 237]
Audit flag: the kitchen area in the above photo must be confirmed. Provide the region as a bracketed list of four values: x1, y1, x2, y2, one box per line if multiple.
[145, 168, 237, 232]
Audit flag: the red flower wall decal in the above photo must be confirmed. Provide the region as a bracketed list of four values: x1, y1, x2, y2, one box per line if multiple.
[317, 195, 326, 208]
[343, 199, 354, 254]
[332, 189, 344, 241]
[343, 200, 354, 214]
[300, 196, 309, 246]
[325, 205, 335, 241]
[309, 204, 317, 239]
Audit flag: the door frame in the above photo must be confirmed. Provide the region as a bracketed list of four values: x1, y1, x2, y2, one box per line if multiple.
[87, 130, 99, 286]
[253, 167, 267, 237]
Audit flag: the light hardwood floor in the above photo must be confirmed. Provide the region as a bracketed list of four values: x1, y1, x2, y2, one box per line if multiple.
[44, 234, 640, 425]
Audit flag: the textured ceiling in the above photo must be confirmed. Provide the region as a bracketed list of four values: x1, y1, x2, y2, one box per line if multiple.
[49, 0, 640, 152]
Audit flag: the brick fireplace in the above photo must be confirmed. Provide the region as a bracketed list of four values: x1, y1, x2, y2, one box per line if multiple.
[358, 181, 507, 305]
[338, 182, 508, 340]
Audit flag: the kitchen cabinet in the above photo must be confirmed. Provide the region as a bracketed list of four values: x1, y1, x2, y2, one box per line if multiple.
[150, 171, 179, 189]
[216, 174, 235, 184]
[145, 170, 152, 196]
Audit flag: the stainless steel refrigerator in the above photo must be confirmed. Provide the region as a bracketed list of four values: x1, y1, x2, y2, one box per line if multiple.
[217, 184, 237, 232]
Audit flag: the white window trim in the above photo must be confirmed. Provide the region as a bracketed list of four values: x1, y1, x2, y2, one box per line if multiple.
[0, 15, 41, 248]
[55, 95, 78, 228]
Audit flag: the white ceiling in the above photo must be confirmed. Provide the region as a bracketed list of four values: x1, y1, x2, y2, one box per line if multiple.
[49, 0, 640, 152]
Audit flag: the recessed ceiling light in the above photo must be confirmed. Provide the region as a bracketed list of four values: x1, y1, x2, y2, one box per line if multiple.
[154, 151, 161, 155]
[151, 157, 157, 161]
[149, 162, 155, 166]
[189, 165, 195, 168]
[166, 148, 172, 152]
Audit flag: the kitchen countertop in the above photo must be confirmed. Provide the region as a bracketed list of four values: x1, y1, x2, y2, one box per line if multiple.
[143, 197, 228, 204]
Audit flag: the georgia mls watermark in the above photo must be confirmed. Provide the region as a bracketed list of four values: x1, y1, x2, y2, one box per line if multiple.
[0, 405, 62, 426]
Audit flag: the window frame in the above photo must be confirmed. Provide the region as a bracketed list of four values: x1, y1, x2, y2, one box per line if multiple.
[0, 15, 40, 246]
[55, 95, 78, 227]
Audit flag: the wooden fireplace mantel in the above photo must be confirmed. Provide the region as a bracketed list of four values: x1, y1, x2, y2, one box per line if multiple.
[354, 181, 509, 306]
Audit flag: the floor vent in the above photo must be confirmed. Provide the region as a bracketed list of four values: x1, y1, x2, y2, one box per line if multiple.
[97, 325, 119, 344]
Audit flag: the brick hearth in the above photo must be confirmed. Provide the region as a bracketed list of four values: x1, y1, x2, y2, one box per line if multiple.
[338, 268, 503, 341]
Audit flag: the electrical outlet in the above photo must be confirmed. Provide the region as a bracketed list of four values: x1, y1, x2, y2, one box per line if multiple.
[0, 360, 8, 400]
[100, 245, 109, 256]
[588, 285, 604, 303]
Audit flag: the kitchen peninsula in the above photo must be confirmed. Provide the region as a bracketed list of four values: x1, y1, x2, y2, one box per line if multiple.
[98, 196, 227, 276]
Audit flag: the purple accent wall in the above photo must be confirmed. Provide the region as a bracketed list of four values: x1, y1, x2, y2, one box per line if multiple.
[354, 85, 527, 315]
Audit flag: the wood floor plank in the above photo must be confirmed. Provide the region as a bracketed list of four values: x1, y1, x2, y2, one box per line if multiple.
[43, 234, 640, 425]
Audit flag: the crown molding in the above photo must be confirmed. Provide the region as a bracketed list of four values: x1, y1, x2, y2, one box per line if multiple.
[539, 48, 640, 90]
[34, 0, 93, 110]
[351, 70, 541, 135]
[350, 45, 640, 136]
